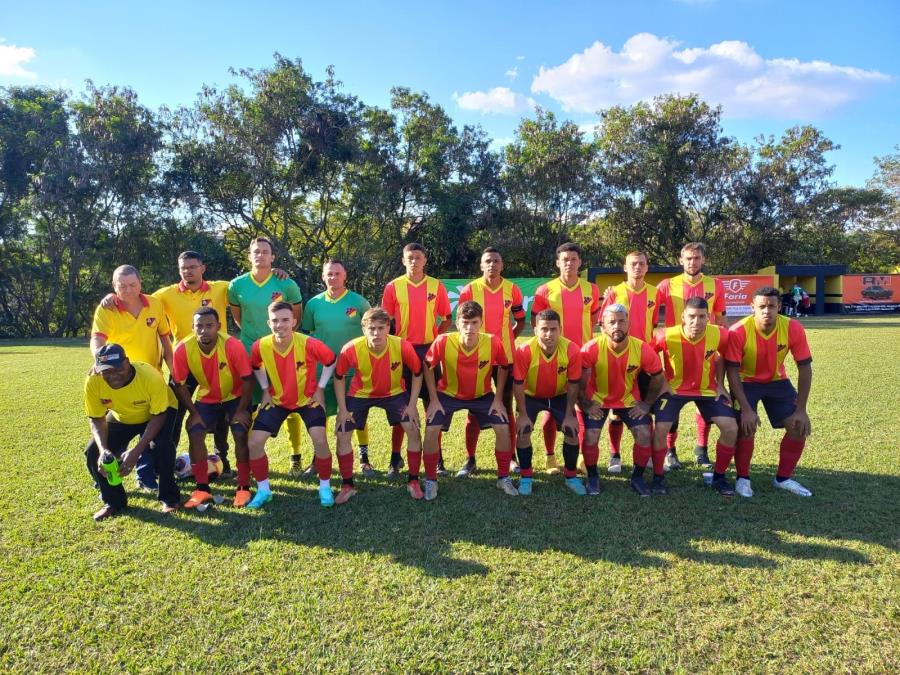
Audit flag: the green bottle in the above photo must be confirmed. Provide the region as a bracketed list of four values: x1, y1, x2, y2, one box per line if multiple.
[101, 452, 122, 487]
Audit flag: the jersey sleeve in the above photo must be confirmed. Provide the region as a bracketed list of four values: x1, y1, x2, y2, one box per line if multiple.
[284, 280, 302, 305]
[579, 341, 598, 369]
[712, 278, 727, 315]
[458, 284, 473, 304]
[716, 326, 730, 356]
[491, 334, 509, 367]
[650, 290, 661, 327]
[589, 283, 601, 315]
[424, 336, 444, 369]
[511, 284, 525, 320]
[380, 282, 397, 318]
[250, 340, 263, 369]
[154, 301, 171, 337]
[146, 369, 172, 415]
[567, 342, 582, 381]
[723, 325, 747, 365]
[651, 330, 666, 353]
[655, 279, 671, 318]
[172, 342, 190, 384]
[400, 340, 422, 374]
[530, 285, 549, 317]
[226, 337, 253, 378]
[435, 282, 451, 318]
[512, 345, 529, 383]
[640, 342, 663, 375]
[336, 343, 357, 378]
[599, 287, 617, 314]
[299, 299, 315, 333]
[311, 337, 336, 366]
[227, 279, 240, 306]
[83, 376, 106, 418]
[91, 305, 110, 339]
[788, 320, 813, 365]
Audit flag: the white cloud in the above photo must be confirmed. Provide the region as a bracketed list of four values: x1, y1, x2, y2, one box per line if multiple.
[505, 66, 518, 81]
[516, 55, 525, 61]
[0, 40, 37, 80]
[531, 33, 890, 118]
[454, 87, 536, 115]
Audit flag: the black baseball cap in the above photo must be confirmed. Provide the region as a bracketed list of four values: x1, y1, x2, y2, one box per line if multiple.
[95, 343, 127, 371]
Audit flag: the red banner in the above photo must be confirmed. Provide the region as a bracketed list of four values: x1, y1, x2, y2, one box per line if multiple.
[716, 275, 775, 317]
[843, 274, 900, 312]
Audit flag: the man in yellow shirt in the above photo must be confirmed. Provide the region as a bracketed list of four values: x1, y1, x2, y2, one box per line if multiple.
[84, 344, 180, 521]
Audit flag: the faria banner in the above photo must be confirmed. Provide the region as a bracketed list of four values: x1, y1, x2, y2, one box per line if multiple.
[717, 275, 775, 317]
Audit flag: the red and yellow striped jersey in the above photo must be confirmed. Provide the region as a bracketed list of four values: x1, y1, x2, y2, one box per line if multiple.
[725, 315, 812, 383]
[653, 325, 728, 397]
[251, 333, 335, 409]
[656, 274, 726, 327]
[381, 275, 451, 345]
[172, 333, 251, 404]
[336, 335, 421, 398]
[513, 336, 582, 399]
[426, 332, 508, 400]
[600, 281, 660, 343]
[530, 278, 600, 347]
[458, 277, 525, 362]
[581, 336, 662, 408]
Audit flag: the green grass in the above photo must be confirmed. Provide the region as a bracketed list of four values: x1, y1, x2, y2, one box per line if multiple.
[1, 316, 899, 672]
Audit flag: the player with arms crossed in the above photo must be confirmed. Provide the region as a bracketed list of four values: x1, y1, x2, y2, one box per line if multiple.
[724, 287, 814, 497]
[652, 297, 739, 496]
[530, 242, 601, 473]
[171, 307, 254, 508]
[247, 302, 341, 509]
[423, 301, 517, 500]
[334, 308, 424, 502]
[512, 309, 581, 496]
[456, 246, 526, 477]
[580, 304, 666, 496]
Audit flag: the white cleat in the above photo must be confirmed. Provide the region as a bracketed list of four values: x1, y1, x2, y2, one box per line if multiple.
[496, 477, 519, 496]
[607, 456, 622, 474]
[773, 478, 812, 497]
[735, 477, 753, 498]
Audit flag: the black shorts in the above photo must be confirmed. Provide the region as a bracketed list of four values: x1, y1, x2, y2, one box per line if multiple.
[653, 393, 735, 425]
[190, 399, 247, 435]
[582, 405, 651, 430]
[407, 344, 437, 406]
[428, 392, 506, 431]
[735, 379, 798, 428]
[343, 394, 410, 431]
[251, 402, 327, 435]
[523, 393, 568, 430]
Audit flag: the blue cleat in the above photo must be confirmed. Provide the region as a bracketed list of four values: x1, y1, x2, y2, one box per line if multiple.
[518, 477, 533, 496]
[565, 477, 587, 496]
[246, 489, 272, 510]
[318, 484, 335, 507]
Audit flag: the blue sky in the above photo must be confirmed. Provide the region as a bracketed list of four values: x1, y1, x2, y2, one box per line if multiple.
[2, 0, 897, 186]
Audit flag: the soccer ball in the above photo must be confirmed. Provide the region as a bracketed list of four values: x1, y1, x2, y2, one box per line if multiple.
[174, 453, 224, 480]
[207, 454, 224, 480]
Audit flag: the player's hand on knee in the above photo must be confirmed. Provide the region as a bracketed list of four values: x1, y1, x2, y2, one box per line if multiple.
[740, 409, 760, 438]
[490, 397, 508, 423]
[516, 414, 533, 436]
[425, 400, 443, 424]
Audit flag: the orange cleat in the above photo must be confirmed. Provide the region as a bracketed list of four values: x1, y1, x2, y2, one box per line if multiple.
[184, 489, 213, 509]
[335, 485, 358, 505]
[233, 489, 252, 508]
[407, 481, 424, 500]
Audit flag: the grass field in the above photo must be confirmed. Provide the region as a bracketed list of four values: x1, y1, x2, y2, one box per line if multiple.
[1, 316, 899, 672]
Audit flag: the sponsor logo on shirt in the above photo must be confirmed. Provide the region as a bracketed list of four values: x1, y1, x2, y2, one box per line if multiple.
[296, 361, 305, 370]
[427, 293, 436, 302]
[146, 317, 156, 327]
[478, 360, 489, 369]
[582, 297, 591, 306]
[345, 307, 358, 318]
[647, 300, 655, 309]
[704, 349, 715, 359]
[219, 361, 228, 369]
[627, 364, 639, 373]
[132, 400, 148, 405]
[777, 343, 787, 351]
[557, 365, 567, 374]
[704, 292, 714, 300]
[391, 361, 401, 371]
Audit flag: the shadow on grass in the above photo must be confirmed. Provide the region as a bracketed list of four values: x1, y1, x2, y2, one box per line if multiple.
[123, 465, 897, 578]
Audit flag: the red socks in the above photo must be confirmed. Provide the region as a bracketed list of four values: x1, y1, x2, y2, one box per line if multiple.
[423, 452, 439, 480]
[407, 450, 422, 478]
[735, 438, 755, 478]
[236, 461, 250, 488]
[777, 436, 806, 479]
[582, 442, 600, 470]
[696, 413, 710, 447]
[666, 431, 678, 450]
[495, 449, 512, 478]
[314, 455, 332, 481]
[248, 456, 269, 482]
[543, 419, 557, 455]
[337, 451, 354, 481]
[465, 416, 479, 458]
[191, 461, 209, 487]
[713, 441, 736, 474]
[391, 424, 405, 453]
[608, 421, 624, 456]
[632, 444, 652, 470]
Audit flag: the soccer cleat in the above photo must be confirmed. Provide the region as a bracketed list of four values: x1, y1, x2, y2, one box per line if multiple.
[735, 477, 753, 498]
[360, 462, 377, 478]
[246, 490, 273, 510]
[93, 504, 119, 521]
[607, 455, 622, 474]
[386, 458, 404, 479]
[232, 489, 252, 508]
[496, 477, 519, 496]
[711, 477, 735, 497]
[694, 446, 713, 468]
[587, 475, 601, 496]
[650, 475, 668, 496]
[184, 489, 213, 509]
[335, 485, 358, 504]
[546, 454, 561, 475]
[437, 461, 449, 477]
[318, 484, 335, 507]
[664, 450, 682, 470]
[630, 475, 651, 497]
[160, 502, 180, 514]
[424, 479, 438, 501]
[137, 479, 158, 492]
[407, 481, 424, 500]
[518, 476, 533, 496]
[773, 478, 812, 497]
[301, 462, 317, 480]
[565, 477, 587, 496]
[288, 456, 303, 479]
[456, 457, 477, 478]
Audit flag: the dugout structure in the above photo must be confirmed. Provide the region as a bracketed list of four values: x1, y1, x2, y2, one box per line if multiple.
[758, 264, 847, 315]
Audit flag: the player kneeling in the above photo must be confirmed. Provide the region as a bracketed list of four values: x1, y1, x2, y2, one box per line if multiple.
[172, 307, 254, 509]
[580, 304, 665, 496]
[334, 307, 423, 501]
[248, 301, 341, 509]
[423, 301, 516, 499]
[512, 310, 581, 495]
[725, 287, 814, 497]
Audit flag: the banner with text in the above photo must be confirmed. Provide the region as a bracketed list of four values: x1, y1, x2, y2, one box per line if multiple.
[842, 274, 900, 313]
[717, 275, 775, 317]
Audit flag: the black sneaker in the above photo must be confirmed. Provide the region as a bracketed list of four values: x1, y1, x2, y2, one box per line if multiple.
[694, 446, 713, 468]
[587, 475, 601, 496]
[665, 450, 682, 470]
[386, 462, 402, 479]
[630, 475, 651, 497]
[711, 476, 735, 497]
[437, 461, 449, 477]
[455, 457, 476, 478]
[650, 475, 668, 496]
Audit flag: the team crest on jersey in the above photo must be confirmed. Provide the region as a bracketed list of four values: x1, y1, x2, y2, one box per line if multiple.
[296, 361, 304, 370]
[704, 292, 714, 300]
[503, 299, 512, 309]
[201, 299, 211, 307]
[647, 300, 655, 309]
[100, 398, 112, 405]
[427, 293, 436, 301]
[627, 364, 639, 373]
[219, 361, 228, 369]
[582, 297, 591, 306]
[345, 307, 358, 318]
[390, 361, 401, 371]
[777, 343, 787, 351]
[557, 365, 567, 374]
[145, 317, 156, 327]
[271, 292, 283, 301]
[478, 360, 489, 369]
[704, 349, 715, 359]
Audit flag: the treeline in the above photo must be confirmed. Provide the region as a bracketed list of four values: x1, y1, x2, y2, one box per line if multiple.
[1, 55, 897, 337]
